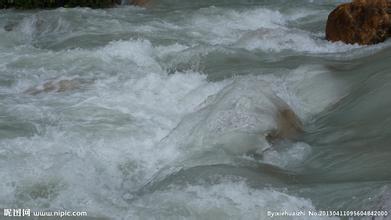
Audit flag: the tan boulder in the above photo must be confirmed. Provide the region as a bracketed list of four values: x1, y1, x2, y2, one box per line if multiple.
[266, 108, 304, 144]
[325, 0, 391, 45]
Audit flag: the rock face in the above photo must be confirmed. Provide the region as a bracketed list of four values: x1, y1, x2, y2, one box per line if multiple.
[326, 0, 391, 45]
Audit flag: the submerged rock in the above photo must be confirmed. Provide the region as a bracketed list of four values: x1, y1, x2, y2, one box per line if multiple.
[4, 22, 16, 31]
[24, 79, 81, 95]
[266, 108, 303, 144]
[326, 0, 391, 45]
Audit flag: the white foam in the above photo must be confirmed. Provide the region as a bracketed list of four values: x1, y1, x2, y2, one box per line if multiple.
[0, 68, 228, 216]
[17, 13, 72, 44]
[97, 39, 162, 71]
[263, 142, 313, 168]
[0, 6, 361, 219]
[235, 28, 361, 53]
[2, 57, 346, 217]
[127, 181, 327, 220]
[189, 7, 287, 45]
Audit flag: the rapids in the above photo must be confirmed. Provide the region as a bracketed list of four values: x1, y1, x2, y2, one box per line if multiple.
[1, 1, 391, 219]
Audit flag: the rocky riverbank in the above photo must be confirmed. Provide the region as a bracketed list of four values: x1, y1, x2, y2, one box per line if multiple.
[0, 0, 121, 9]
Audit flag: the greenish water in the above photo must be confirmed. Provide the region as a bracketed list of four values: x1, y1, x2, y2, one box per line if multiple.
[0, 1, 390, 219]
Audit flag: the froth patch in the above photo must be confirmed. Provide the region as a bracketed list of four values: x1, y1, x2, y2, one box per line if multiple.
[0, 70, 227, 216]
[17, 13, 73, 44]
[263, 142, 312, 168]
[127, 181, 318, 220]
[97, 39, 161, 71]
[189, 7, 287, 45]
[235, 28, 361, 53]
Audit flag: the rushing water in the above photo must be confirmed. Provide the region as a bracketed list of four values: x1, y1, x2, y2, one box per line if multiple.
[1, 0, 391, 219]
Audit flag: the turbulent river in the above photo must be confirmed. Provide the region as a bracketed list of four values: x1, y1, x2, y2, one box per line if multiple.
[1, 0, 391, 219]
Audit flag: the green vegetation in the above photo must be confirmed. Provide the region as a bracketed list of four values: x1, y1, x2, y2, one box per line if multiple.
[0, 0, 120, 9]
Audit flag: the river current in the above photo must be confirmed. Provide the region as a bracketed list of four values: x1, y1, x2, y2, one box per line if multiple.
[1, 0, 391, 219]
